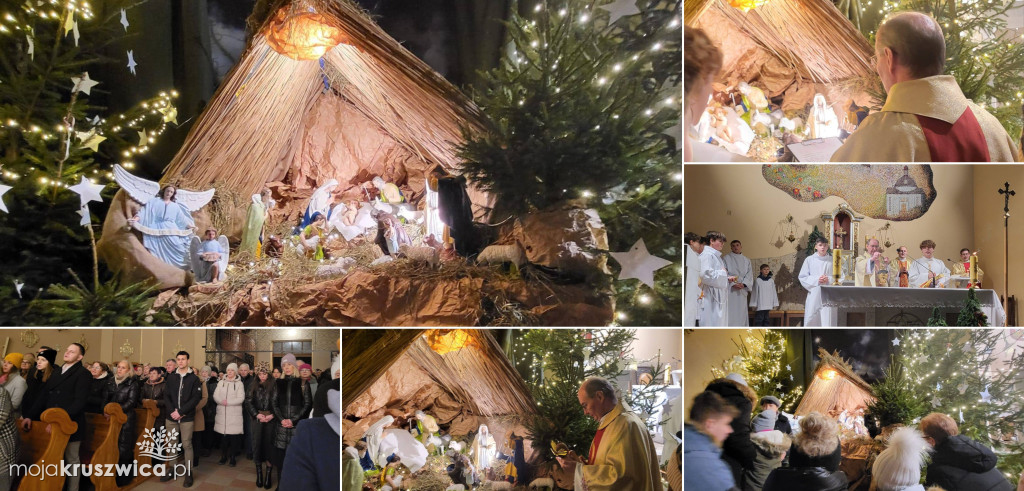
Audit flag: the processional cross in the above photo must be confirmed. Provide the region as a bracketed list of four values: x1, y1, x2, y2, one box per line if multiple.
[998, 182, 1014, 326]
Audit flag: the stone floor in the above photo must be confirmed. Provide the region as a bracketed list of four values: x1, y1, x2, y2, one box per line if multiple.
[134, 451, 270, 490]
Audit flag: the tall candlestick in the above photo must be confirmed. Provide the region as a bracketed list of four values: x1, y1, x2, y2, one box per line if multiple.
[832, 249, 841, 285]
[970, 253, 978, 287]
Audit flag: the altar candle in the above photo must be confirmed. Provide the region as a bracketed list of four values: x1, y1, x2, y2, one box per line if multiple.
[970, 254, 978, 285]
[832, 248, 841, 284]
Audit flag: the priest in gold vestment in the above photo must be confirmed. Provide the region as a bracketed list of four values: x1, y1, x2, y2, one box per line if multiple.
[891, 245, 911, 288]
[950, 248, 984, 287]
[855, 238, 891, 287]
[558, 377, 662, 491]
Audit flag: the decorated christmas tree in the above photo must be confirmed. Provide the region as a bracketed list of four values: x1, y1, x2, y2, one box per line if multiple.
[956, 287, 988, 327]
[509, 328, 637, 459]
[865, 358, 926, 429]
[843, 0, 1024, 137]
[711, 329, 804, 412]
[457, 0, 681, 326]
[804, 225, 828, 257]
[895, 329, 1024, 482]
[0, 0, 177, 325]
[926, 306, 948, 327]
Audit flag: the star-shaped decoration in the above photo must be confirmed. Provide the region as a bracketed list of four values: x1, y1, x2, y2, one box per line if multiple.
[88, 115, 101, 126]
[962, 341, 973, 354]
[775, 382, 782, 389]
[599, 0, 641, 24]
[785, 364, 791, 372]
[63, 10, 74, 36]
[664, 122, 682, 151]
[68, 176, 105, 207]
[609, 238, 672, 288]
[78, 132, 106, 152]
[26, 34, 34, 60]
[930, 396, 941, 408]
[789, 374, 794, 381]
[158, 105, 178, 124]
[936, 382, 942, 390]
[891, 337, 900, 346]
[127, 50, 137, 75]
[120, 9, 129, 31]
[72, 19, 79, 47]
[137, 129, 148, 146]
[13, 279, 24, 298]
[957, 381, 968, 395]
[71, 72, 99, 96]
[77, 203, 91, 226]
[979, 386, 992, 403]
[0, 183, 11, 213]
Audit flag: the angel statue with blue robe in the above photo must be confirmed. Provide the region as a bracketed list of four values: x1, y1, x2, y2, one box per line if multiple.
[114, 164, 216, 270]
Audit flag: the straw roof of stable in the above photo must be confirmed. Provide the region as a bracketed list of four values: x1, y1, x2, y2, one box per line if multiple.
[162, 0, 489, 197]
[343, 329, 536, 417]
[794, 348, 875, 416]
[685, 0, 874, 84]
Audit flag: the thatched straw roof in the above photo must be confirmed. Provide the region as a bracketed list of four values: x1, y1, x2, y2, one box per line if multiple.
[343, 329, 536, 417]
[162, 0, 489, 202]
[686, 0, 874, 85]
[794, 348, 875, 417]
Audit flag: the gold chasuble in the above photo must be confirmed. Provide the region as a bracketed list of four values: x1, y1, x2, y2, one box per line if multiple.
[575, 402, 663, 491]
[831, 76, 1022, 162]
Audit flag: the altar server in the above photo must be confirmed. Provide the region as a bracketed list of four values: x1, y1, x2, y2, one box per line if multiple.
[684, 233, 705, 327]
[699, 231, 733, 327]
[799, 237, 834, 327]
[909, 239, 950, 288]
[723, 240, 753, 327]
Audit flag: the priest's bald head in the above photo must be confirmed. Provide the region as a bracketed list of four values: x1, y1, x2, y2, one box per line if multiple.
[874, 12, 946, 91]
[578, 377, 619, 421]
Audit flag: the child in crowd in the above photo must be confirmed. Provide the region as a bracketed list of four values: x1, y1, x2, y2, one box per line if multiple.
[744, 404, 791, 491]
[750, 264, 779, 326]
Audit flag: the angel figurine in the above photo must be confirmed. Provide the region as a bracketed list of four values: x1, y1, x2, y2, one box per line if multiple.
[114, 164, 215, 270]
[190, 228, 229, 283]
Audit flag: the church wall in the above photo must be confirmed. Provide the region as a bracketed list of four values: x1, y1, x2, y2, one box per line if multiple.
[682, 329, 762, 417]
[685, 164, 975, 309]
[632, 329, 682, 376]
[972, 165, 1024, 311]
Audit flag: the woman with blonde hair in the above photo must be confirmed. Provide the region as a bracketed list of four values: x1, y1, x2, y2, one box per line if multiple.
[107, 360, 140, 486]
[919, 412, 1012, 491]
[763, 411, 847, 491]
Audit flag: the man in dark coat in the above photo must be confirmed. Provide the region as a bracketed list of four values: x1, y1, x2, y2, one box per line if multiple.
[921, 412, 1014, 491]
[704, 373, 758, 486]
[161, 351, 203, 488]
[280, 389, 339, 490]
[22, 343, 91, 491]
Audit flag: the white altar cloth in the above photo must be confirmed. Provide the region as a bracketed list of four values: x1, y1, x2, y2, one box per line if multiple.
[819, 286, 1005, 327]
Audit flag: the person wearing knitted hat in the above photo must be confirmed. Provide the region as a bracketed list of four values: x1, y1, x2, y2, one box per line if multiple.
[763, 411, 848, 491]
[758, 396, 793, 435]
[214, 362, 246, 467]
[246, 362, 276, 488]
[299, 363, 317, 402]
[745, 407, 791, 491]
[1, 352, 27, 419]
[870, 426, 932, 491]
[271, 353, 311, 489]
[919, 412, 1013, 491]
[704, 372, 758, 485]
[22, 348, 57, 419]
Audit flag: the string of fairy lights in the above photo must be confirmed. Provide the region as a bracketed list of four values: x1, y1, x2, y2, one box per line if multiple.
[0, 0, 180, 190]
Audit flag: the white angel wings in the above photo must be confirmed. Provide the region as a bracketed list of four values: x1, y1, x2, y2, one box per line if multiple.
[114, 164, 216, 212]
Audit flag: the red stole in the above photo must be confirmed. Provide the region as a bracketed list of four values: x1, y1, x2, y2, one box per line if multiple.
[896, 259, 909, 287]
[588, 428, 607, 464]
[916, 109, 990, 162]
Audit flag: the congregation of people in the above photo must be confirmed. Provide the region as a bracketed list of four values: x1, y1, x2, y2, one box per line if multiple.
[685, 230, 984, 327]
[684, 12, 1024, 163]
[684, 373, 1021, 491]
[1, 345, 340, 490]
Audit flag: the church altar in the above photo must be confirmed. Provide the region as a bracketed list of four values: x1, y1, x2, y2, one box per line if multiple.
[819, 286, 1005, 327]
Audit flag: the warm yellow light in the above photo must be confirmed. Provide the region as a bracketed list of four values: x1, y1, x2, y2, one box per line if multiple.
[728, 0, 769, 12]
[264, 7, 350, 61]
[425, 329, 480, 355]
[819, 368, 837, 380]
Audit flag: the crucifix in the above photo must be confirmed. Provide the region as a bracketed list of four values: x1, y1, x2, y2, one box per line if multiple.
[999, 181, 1014, 326]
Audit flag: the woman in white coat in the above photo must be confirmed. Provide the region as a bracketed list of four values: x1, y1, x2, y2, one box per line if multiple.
[214, 363, 246, 467]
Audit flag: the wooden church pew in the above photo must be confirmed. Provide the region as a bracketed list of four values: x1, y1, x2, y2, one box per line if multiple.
[119, 399, 160, 490]
[82, 402, 127, 491]
[15, 407, 77, 491]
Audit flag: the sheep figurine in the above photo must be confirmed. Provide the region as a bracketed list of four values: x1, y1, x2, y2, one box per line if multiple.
[445, 485, 466, 491]
[476, 242, 527, 268]
[529, 477, 555, 489]
[399, 244, 440, 267]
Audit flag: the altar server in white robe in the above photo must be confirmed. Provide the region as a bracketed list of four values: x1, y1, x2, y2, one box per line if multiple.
[684, 233, 705, 327]
[799, 237, 834, 327]
[909, 239, 950, 288]
[723, 239, 753, 326]
[699, 231, 734, 326]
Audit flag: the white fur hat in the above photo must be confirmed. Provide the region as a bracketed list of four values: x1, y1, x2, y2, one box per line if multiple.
[872, 427, 931, 490]
[726, 372, 748, 386]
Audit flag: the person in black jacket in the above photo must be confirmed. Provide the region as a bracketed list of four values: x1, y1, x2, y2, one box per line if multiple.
[758, 396, 792, 435]
[160, 351, 203, 488]
[245, 363, 276, 489]
[141, 367, 167, 430]
[21, 348, 57, 421]
[271, 354, 312, 491]
[920, 412, 1014, 491]
[762, 411, 848, 491]
[238, 363, 254, 461]
[107, 360, 141, 487]
[86, 361, 112, 414]
[201, 365, 220, 458]
[705, 373, 758, 485]
[22, 343, 92, 491]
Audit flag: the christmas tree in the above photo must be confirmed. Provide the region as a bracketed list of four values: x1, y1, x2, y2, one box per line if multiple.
[865, 358, 926, 429]
[845, 0, 1024, 138]
[956, 286, 988, 327]
[926, 306, 948, 327]
[896, 329, 1024, 483]
[457, 0, 681, 326]
[711, 329, 804, 412]
[0, 0, 177, 325]
[509, 328, 637, 459]
[804, 225, 827, 257]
